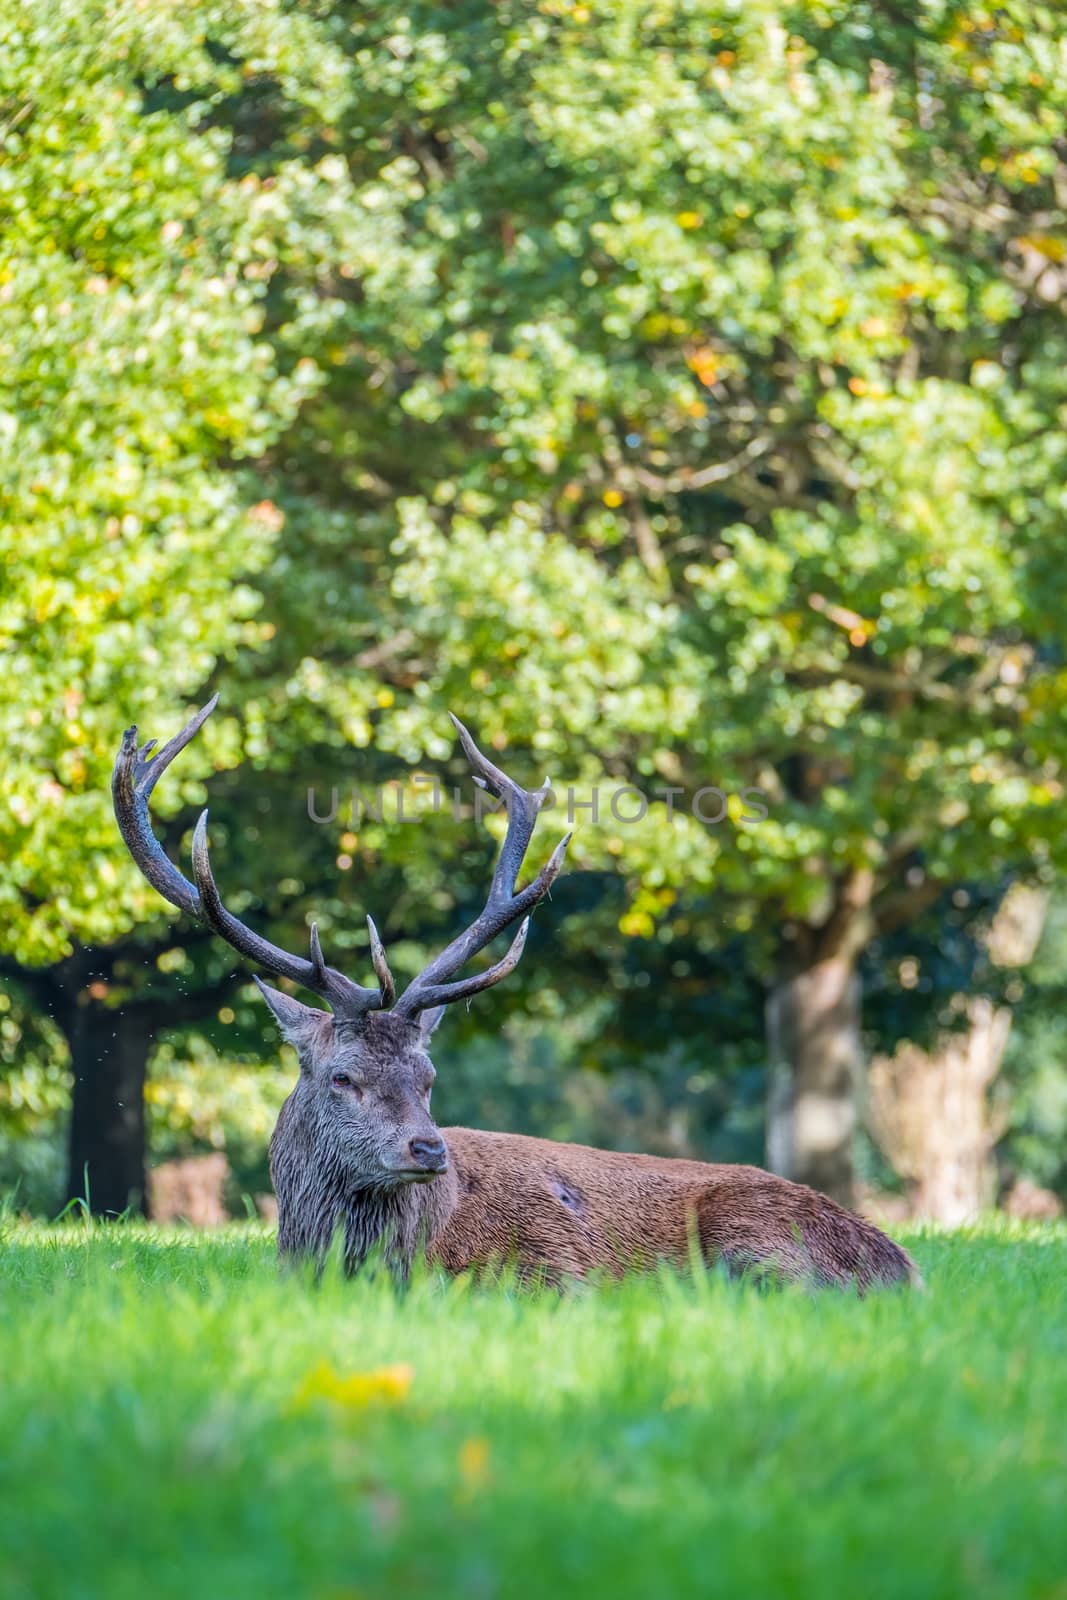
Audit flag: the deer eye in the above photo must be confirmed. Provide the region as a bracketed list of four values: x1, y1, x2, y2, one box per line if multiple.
[331, 1073, 361, 1097]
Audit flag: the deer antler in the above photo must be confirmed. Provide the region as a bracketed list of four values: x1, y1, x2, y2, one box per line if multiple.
[112, 697, 390, 1019]
[391, 715, 570, 1018]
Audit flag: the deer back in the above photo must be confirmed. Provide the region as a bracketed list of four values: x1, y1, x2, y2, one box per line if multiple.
[426, 1129, 919, 1290]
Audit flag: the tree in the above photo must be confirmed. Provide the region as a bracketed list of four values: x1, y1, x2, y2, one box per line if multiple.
[0, 0, 350, 1211]
[242, 0, 1067, 1205]
[868, 884, 1048, 1222]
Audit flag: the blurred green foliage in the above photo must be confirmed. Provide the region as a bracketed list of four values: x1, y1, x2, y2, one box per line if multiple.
[3, 0, 1067, 1207]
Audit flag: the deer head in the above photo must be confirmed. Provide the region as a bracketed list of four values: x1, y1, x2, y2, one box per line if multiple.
[112, 698, 570, 1193]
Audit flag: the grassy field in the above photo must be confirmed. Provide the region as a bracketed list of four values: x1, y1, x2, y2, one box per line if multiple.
[1, 1218, 1065, 1600]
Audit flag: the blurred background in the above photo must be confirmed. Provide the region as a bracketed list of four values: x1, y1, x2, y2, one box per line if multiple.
[2, 0, 1067, 1229]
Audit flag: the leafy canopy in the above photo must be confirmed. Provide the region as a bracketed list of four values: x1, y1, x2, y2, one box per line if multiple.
[247, 0, 1067, 960]
[0, 0, 350, 960]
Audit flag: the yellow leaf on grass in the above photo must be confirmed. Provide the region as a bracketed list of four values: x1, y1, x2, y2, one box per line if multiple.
[458, 1436, 490, 1493]
[288, 1360, 414, 1414]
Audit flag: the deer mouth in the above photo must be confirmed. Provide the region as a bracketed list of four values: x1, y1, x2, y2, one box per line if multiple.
[391, 1164, 447, 1184]
[387, 1150, 449, 1181]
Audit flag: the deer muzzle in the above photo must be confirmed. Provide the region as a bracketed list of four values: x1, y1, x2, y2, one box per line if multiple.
[404, 1135, 449, 1177]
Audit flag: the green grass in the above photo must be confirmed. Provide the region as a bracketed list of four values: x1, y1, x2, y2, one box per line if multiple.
[1, 1219, 1065, 1600]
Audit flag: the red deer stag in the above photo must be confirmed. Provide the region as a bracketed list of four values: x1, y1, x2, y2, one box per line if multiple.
[113, 699, 918, 1290]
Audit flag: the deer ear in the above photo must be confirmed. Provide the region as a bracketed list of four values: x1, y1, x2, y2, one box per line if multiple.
[254, 977, 329, 1048]
[417, 1005, 446, 1041]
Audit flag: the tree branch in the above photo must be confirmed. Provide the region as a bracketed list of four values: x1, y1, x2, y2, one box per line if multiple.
[632, 434, 773, 495]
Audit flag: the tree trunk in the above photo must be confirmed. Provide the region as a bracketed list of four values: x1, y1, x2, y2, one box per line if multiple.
[867, 885, 1048, 1225]
[66, 1005, 152, 1217]
[867, 1000, 1011, 1225]
[766, 951, 862, 1208]
[3, 935, 240, 1220]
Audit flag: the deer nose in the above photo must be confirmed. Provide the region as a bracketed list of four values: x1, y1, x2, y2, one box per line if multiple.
[408, 1135, 447, 1171]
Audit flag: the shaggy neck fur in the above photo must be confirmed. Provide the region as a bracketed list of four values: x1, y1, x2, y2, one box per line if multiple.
[270, 1091, 457, 1274]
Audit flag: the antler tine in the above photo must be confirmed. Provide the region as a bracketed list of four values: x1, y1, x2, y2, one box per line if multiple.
[447, 712, 554, 910]
[309, 920, 328, 986]
[399, 918, 531, 1012]
[392, 715, 571, 1019]
[112, 696, 220, 919]
[113, 696, 388, 1018]
[366, 916, 396, 1007]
